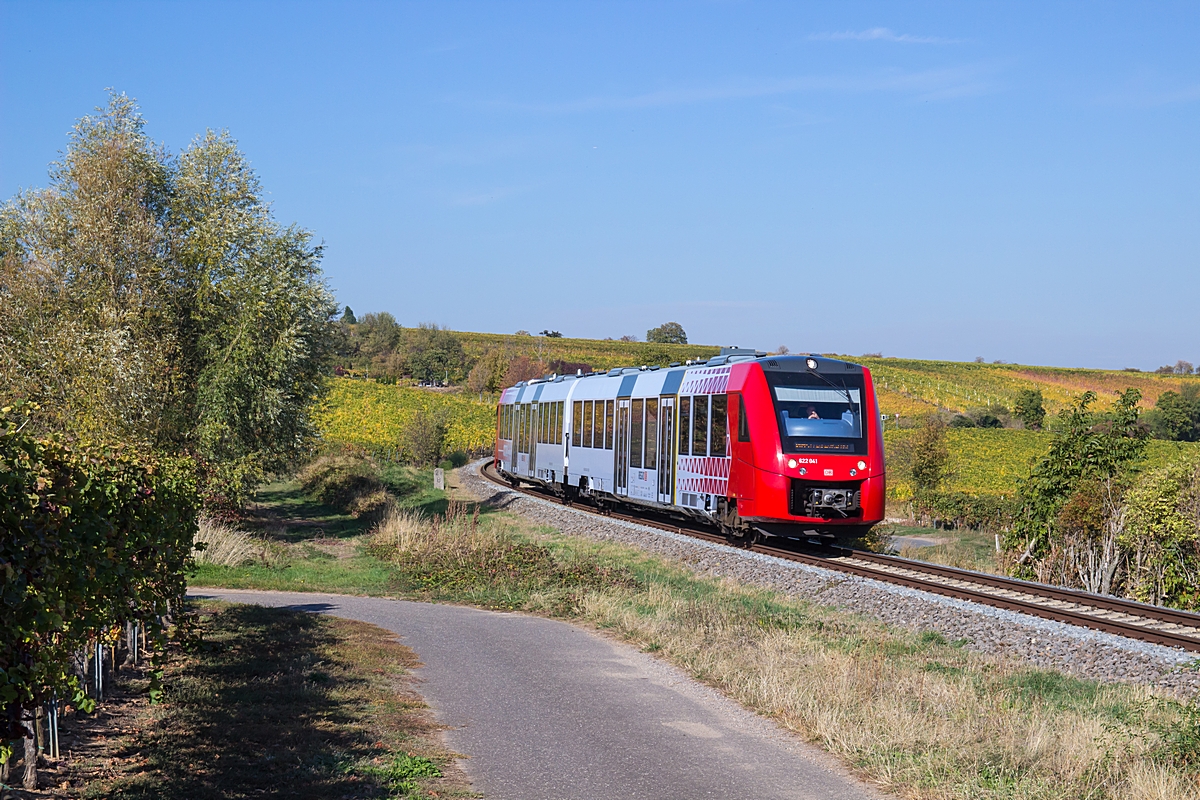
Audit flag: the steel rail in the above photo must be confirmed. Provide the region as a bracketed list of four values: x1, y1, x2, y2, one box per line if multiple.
[480, 460, 1200, 652]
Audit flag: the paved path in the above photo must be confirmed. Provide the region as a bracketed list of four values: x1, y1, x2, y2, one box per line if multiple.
[190, 589, 883, 800]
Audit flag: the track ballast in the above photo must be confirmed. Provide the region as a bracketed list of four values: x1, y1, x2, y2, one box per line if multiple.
[481, 460, 1200, 653]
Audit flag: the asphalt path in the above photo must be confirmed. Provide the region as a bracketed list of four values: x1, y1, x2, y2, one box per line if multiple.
[190, 589, 883, 800]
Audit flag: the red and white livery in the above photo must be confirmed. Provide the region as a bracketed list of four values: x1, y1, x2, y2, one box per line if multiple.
[494, 349, 885, 540]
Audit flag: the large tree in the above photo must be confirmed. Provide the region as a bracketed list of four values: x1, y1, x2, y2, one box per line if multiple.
[0, 93, 337, 506]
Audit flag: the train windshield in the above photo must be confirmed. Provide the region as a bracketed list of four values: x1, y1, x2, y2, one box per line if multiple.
[766, 372, 867, 454]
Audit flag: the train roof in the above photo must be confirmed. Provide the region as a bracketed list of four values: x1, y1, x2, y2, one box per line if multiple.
[509, 348, 864, 389]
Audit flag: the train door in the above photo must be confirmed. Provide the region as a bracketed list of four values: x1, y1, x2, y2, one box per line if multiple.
[528, 404, 538, 477]
[657, 396, 676, 504]
[615, 398, 631, 496]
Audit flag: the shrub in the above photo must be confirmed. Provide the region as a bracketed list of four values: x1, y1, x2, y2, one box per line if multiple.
[298, 453, 391, 518]
[0, 403, 198, 750]
[400, 409, 449, 466]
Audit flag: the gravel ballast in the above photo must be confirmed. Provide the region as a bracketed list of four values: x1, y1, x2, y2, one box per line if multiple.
[459, 460, 1200, 699]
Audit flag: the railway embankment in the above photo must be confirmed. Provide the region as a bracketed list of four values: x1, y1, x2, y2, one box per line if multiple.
[460, 461, 1200, 698]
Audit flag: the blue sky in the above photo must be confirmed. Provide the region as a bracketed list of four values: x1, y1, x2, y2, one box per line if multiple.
[2, 1, 1198, 369]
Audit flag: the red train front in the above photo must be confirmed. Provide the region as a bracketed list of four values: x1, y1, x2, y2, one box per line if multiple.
[494, 351, 885, 541]
[725, 354, 885, 540]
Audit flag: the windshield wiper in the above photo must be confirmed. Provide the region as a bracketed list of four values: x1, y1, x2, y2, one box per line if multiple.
[806, 369, 854, 406]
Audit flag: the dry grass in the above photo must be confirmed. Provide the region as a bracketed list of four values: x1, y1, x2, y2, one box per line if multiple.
[370, 506, 1200, 800]
[192, 517, 265, 566]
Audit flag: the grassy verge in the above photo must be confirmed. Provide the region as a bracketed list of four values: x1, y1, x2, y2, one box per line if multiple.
[885, 524, 1006, 574]
[189, 472, 1200, 799]
[189, 467, 447, 594]
[38, 602, 467, 799]
[358, 502, 1200, 800]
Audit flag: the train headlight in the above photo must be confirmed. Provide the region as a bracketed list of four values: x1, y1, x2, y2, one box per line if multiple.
[806, 357, 818, 370]
[799, 467, 807, 476]
[787, 459, 797, 469]
[857, 460, 866, 470]
[849, 468, 857, 476]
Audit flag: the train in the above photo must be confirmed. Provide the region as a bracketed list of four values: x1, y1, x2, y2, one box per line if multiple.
[494, 348, 885, 542]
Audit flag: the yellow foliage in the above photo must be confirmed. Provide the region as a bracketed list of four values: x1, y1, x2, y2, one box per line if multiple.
[317, 379, 495, 457]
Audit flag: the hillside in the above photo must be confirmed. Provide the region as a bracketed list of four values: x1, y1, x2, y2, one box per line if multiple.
[448, 330, 1198, 416]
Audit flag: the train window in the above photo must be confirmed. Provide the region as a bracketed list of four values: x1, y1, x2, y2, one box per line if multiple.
[630, 398, 644, 469]
[592, 399, 603, 448]
[604, 400, 614, 449]
[556, 401, 563, 444]
[736, 394, 750, 442]
[540, 403, 547, 444]
[583, 401, 594, 447]
[535, 404, 542, 444]
[645, 398, 658, 470]
[678, 397, 691, 456]
[572, 401, 583, 447]
[711, 395, 728, 457]
[692, 395, 709, 457]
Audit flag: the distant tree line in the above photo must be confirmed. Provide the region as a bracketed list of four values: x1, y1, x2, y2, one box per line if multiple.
[335, 313, 690, 392]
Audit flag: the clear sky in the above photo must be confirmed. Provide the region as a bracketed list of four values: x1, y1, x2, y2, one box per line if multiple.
[2, 1, 1198, 369]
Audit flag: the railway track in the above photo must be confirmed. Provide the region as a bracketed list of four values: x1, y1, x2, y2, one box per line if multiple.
[481, 461, 1200, 653]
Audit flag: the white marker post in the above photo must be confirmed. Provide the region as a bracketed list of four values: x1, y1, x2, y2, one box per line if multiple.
[434, 468, 445, 490]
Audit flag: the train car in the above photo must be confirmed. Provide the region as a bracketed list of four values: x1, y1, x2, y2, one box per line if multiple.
[494, 348, 884, 541]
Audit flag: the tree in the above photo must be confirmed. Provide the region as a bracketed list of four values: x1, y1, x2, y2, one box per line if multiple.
[1144, 387, 1200, 442]
[502, 356, 545, 388]
[908, 415, 950, 494]
[619, 334, 638, 342]
[2, 93, 338, 506]
[1013, 389, 1046, 430]
[646, 321, 687, 344]
[404, 324, 466, 384]
[1122, 458, 1200, 608]
[357, 312, 402, 361]
[1008, 389, 1148, 589]
[341, 306, 357, 324]
[539, 329, 563, 338]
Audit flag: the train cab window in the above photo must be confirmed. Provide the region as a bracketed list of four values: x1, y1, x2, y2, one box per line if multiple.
[736, 394, 750, 442]
[604, 400, 614, 449]
[692, 395, 709, 457]
[630, 398, 644, 469]
[678, 397, 691, 456]
[766, 371, 866, 455]
[572, 401, 583, 447]
[645, 398, 658, 469]
[711, 396, 728, 457]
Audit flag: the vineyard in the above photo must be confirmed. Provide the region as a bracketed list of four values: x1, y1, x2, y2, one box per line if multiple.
[884, 428, 1200, 500]
[453, 331, 719, 373]
[446, 331, 1199, 417]
[316, 379, 496, 457]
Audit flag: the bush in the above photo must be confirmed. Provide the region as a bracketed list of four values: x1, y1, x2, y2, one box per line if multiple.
[298, 453, 391, 518]
[912, 491, 1018, 530]
[0, 403, 198, 748]
[401, 409, 449, 466]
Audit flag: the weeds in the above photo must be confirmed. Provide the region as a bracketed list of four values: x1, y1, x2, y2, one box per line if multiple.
[368, 501, 637, 611]
[193, 517, 265, 566]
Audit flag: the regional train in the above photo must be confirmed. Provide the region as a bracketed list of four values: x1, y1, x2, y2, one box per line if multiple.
[494, 348, 885, 541]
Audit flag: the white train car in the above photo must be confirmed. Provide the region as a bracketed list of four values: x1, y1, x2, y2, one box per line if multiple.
[495, 356, 736, 522]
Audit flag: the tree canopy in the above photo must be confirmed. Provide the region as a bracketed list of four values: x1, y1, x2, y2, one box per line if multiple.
[0, 92, 338, 506]
[646, 321, 687, 344]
